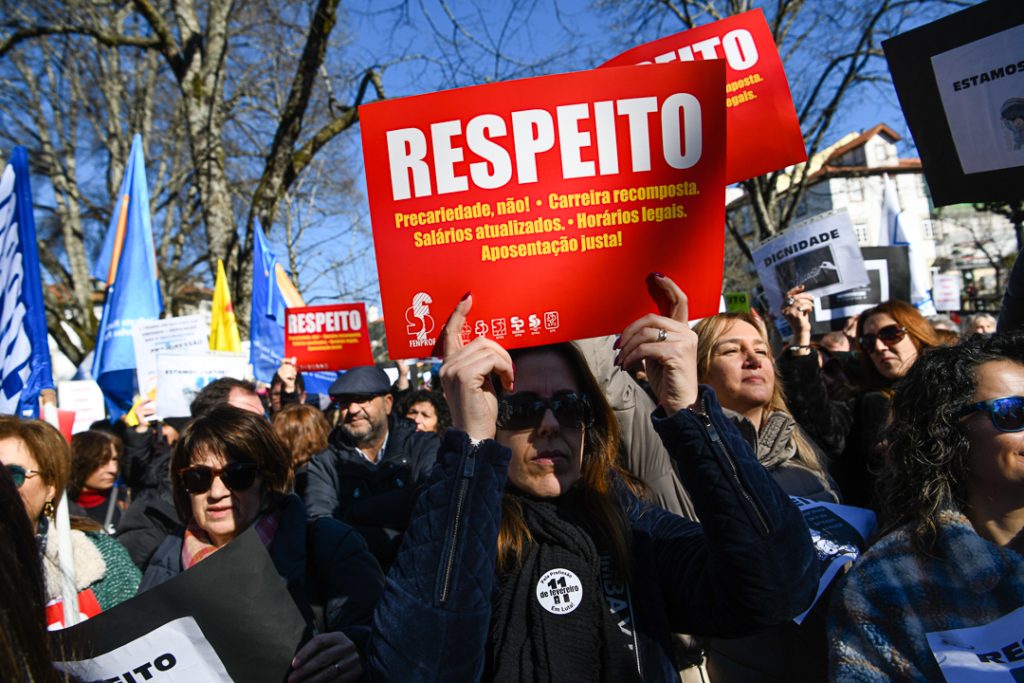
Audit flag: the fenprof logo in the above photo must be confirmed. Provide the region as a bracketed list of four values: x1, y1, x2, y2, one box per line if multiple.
[405, 292, 436, 348]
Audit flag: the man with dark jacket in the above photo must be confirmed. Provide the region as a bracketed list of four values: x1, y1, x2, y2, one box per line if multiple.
[303, 366, 439, 569]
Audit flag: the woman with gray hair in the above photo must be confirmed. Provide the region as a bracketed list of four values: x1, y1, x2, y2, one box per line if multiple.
[962, 312, 997, 335]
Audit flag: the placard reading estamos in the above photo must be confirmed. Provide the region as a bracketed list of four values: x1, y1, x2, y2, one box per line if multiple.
[602, 9, 805, 184]
[285, 303, 374, 371]
[360, 61, 726, 359]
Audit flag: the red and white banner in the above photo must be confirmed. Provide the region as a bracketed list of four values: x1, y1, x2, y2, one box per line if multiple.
[359, 61, 726, 358]
[285, 303, 373, 371]
[602, 9, 805, 183]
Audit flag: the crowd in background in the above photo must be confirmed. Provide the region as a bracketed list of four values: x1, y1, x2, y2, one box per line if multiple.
[2, 258, 1024, 682]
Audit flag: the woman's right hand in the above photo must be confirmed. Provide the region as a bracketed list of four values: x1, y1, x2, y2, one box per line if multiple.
[780, 285, 814, 347]
[438, 294, 514, 442]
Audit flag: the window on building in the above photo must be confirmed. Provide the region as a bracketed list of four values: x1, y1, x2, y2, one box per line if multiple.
[848, 179, 864, 202]
[854, 223, 869, 244]
[921, 219, 934, 240]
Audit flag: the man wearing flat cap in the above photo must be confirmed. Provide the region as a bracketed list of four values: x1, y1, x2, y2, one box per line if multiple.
[302, 365, 439, 569]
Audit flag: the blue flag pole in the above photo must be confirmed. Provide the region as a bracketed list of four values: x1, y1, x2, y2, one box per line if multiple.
[0, 147, 56, 417]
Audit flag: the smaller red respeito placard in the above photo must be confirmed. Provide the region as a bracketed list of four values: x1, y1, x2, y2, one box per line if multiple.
[601, 8, 806, 183]
[284, 303, 374, 372]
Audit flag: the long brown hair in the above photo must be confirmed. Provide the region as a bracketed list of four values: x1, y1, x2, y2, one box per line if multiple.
[495, 343, 642, 580]
[693, 312, 831, 483]
[69, 430, 123, 498]
[272, 403, 330, 469]
[856, 300, 940, 388]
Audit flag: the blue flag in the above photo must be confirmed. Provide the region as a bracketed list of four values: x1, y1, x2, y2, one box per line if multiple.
[91, 135, 163, 418]
[248, 223, 339, 393]
[0, 147, 55, 417]
[250, 221, 288, 383]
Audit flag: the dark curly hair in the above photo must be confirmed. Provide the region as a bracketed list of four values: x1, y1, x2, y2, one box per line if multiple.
[879, 330, 1024, 554]
[398, 389, 452, 434]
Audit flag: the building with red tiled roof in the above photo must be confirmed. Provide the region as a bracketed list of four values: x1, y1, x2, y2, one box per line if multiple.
[725, 124, 1016, 311]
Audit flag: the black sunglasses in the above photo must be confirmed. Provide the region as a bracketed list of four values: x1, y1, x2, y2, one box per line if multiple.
[4, 464, 42, 489]
[858, 324, 907, 350]
[497, 392, 592, 431]
[178, 462, 258, 495]
[958, 396, 1024, 433]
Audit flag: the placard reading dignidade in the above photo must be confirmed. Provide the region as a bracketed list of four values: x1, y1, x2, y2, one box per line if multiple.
[753, 209, 869, 314]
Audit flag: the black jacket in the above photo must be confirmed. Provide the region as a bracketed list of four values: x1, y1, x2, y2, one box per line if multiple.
[365, 388, 818, 682]
[1000, 246, 1024, 333]
[114, 425, 181, 569]
[140, 494, 384, 648]
[302, 416, 439, 568]
[777, 349, 890, 509]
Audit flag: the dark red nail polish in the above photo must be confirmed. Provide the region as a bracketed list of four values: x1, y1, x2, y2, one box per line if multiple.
[651, 271, 666, 279]
[613, 336, 621, 349]
[460, 291, 471, 302]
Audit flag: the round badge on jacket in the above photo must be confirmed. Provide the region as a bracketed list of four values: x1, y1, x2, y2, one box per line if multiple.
[536, 568, 583, 615]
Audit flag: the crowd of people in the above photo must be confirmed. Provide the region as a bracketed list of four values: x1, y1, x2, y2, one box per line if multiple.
[2, 264, 1023, 682]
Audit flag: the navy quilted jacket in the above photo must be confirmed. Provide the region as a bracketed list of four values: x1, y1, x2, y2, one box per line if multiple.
[366, 388, 818, 682]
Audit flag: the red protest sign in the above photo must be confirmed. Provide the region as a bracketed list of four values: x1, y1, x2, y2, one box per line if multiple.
[602, 8, 805, 183]
[360, 61, 725, 359]
[284, 303, 374, 372]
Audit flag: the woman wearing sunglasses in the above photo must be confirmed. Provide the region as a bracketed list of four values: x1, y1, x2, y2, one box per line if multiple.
[0, 417, 140, 629]
[830, 330, 1024, 679]
[366, 275, 817, 682]
[779, 287, 940, 508]
[140, 405, 384, 682]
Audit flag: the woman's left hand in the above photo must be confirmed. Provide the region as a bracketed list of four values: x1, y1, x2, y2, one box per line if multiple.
[288, 632, 362, 683]
[615, 273, 699, 414]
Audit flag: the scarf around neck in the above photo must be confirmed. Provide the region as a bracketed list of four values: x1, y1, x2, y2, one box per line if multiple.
[489, 493, 640, 683]
[76, 487, 111, 509]
[181, 509, 281, 570]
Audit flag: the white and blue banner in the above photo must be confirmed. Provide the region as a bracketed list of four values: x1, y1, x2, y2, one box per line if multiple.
[0, 147, 55, 417]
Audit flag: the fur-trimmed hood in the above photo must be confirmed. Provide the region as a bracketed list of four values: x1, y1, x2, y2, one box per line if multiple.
[41, 529, 106, 602]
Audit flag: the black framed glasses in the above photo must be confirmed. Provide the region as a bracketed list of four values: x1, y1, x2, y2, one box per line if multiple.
[178, 462, 258, 495]
[4, 464, 41, 489]
[497, 392, 592, 431]
[858, 324, 907, 350]
[958, 396, 1024, 433]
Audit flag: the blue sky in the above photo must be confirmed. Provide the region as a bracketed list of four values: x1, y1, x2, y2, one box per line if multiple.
[296, 0, 961, 309]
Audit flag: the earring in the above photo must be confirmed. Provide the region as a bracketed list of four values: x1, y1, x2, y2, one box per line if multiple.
[43, 500, 55, 519]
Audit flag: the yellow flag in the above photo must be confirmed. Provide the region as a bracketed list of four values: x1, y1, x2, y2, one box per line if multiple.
[210, 259, 242, 352]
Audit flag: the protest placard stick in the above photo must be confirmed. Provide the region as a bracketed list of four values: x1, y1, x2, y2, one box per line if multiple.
[43, 400, 79, 627]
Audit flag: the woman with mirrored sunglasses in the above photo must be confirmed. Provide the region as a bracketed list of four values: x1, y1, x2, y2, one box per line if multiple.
[0, 416, 140, 630]
[366, 274, 817, 683]
[140, 405, 384, 683]
[779, 289, 940, 508]
[830, 329, 1024, 680]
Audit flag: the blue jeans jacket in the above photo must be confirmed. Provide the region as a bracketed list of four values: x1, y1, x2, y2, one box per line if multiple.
[366, 388, 817, 682]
